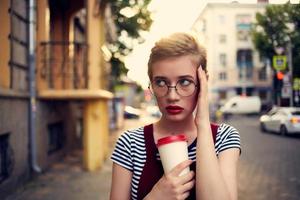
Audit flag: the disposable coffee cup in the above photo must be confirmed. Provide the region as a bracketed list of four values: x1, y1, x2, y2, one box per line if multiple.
[157, 134, 190, 176]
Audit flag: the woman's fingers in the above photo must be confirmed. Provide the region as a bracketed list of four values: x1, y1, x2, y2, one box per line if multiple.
[197, 65, 207, 98]
[168, 160, 193, 177]
[180, 191, 191, 200]
[195, 65, 210, 125]
[155, 160, 195, 200]
[179, 179, 195, 194]
[177, 170, 195, 185]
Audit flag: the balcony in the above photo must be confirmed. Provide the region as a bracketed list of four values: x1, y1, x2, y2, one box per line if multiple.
[40, 41, 88, 90]
[38, 41, 112, 100]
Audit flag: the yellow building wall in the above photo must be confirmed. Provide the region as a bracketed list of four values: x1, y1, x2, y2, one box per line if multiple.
[83, 0, 111, 171]
[36, 0, 50, 91]
[0, 0, 11, 89]
[83, 100, 110, 170]
[99, 18, 109, 89]
[87, 0, 104, 90]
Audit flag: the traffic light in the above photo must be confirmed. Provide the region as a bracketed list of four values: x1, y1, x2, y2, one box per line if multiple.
[273, 71, 283, 92]
[276, 71, 284, 80]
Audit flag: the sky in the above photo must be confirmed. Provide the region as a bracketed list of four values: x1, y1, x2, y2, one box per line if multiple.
[124, 0, 295, 89]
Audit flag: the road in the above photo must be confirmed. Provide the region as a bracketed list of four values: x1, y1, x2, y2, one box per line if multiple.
[227, 115, 300, 200]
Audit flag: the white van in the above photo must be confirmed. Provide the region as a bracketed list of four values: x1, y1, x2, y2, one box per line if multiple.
[220, 96, 261, 114]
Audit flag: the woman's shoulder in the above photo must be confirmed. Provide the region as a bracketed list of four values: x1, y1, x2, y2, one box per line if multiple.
[217, 123, 238, 132]
[117, 125, 146, 142]
[214, 123, 241, 155]
[216, 123, 239, 138]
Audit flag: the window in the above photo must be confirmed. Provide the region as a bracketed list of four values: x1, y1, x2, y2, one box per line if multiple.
[219, 91, 227, 100]
[0, 133, 14, 184]
[236, 14, 251, 42]
[48, 122, 65, 154]
[219, 72, 227, 80]
[202, 20, 206, 32]
[236, 87, 242, 95]
[258, 67, 267, 81]
[218, 15, 226, 24]
[237, 49, 253, 80]
[219, 53, 227, 67]
[259, 90, 267, 100]
[219, 34, 226, 43]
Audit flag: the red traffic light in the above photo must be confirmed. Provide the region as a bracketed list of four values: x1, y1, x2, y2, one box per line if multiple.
[276, 71, 284, 80]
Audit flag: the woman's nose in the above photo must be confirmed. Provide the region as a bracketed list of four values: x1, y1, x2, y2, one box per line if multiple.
[166, 87, 180, 100]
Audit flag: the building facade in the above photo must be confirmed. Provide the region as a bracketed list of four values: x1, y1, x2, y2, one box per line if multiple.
[0, 0, 113, 198]
[192, 2, 273, 107]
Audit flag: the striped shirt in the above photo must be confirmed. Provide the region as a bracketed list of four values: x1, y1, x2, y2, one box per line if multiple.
[111, 123, 241, 200]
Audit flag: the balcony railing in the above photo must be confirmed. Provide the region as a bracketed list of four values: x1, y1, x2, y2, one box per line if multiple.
[40, 41, 88, 89]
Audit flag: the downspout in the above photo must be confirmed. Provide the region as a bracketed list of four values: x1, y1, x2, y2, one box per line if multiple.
[29, 0, 42, 173]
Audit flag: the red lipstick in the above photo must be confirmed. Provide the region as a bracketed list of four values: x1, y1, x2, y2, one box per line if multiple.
[166, 105, 184, 115]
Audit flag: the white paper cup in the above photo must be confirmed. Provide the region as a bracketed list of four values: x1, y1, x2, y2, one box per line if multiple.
[157, 134, 190, 176]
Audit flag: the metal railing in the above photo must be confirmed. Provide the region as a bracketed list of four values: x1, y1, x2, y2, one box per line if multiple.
[40, 41, 88, 89]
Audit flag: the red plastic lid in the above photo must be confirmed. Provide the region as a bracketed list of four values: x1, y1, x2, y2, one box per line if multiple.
[156, 134, 187, 147]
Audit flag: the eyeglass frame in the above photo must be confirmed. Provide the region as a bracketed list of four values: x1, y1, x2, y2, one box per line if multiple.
[148, 79, 199, 97]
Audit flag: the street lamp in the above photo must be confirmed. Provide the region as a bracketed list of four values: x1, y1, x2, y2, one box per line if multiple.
[286, 23, 295, 107]
[273, 23, 295, 107]
[287, 40, 293, 107]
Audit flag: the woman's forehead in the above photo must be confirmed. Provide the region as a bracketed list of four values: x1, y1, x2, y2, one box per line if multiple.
[152, 66, 197, 81]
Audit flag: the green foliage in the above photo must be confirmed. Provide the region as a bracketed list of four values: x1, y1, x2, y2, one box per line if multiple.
[251, 2, 300, 77]
[107, 0, 153, 90]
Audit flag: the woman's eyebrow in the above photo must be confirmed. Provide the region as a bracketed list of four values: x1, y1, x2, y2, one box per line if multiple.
[153, 76, 168, 80]
[178, 75, 194, 79]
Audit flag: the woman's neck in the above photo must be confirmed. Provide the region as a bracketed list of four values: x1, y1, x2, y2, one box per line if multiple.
[155, 115, 196, 136]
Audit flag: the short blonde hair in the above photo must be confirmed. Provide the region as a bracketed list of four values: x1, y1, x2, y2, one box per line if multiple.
[148, 32, 207, 80]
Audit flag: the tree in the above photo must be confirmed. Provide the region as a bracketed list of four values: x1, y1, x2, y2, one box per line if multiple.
[251, 2, 300, 106]
[251, 2, 300, 77]
[107, 0, 153, 90]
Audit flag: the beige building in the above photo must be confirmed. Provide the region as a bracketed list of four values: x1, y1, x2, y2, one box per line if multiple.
[192, 2, 273, 107]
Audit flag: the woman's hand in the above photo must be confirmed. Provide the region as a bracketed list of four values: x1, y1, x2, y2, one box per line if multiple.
[145, 160, 195, 200]
[194, 66, 210, 127]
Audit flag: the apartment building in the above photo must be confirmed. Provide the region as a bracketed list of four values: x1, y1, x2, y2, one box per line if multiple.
[192, 2, 272, 106]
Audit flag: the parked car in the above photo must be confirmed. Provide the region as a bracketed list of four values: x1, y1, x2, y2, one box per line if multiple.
[220, 96, 261, 115]
[124, 106, 141, 119]
[259, 107, 300, 135]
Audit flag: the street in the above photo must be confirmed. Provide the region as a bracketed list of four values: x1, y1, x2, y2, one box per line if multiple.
[6, 115, 300, 200]
[227, 115, 300, 200]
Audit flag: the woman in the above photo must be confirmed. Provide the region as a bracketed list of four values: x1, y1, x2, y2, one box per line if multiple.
[110, 32, 241, 200]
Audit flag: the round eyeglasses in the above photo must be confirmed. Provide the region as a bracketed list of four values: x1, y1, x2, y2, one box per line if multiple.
[148, 79, 198, 97]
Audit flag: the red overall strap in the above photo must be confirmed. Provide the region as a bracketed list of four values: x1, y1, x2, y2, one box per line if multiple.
[136, 123, 219, 200]
[211, 123, 219, 143]
[136, 124, 163, 199]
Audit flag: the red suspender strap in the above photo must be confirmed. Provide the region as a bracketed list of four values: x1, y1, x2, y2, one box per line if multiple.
[210, 123, 219, 144]
[137, 124, 163, 200]
[136, 123, 219, 200]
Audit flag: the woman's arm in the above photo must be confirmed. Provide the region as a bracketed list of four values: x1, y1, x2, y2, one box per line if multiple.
[195, 66, 240, 200]
[110, 163, 132, 200]
[218, 148, 240, 200]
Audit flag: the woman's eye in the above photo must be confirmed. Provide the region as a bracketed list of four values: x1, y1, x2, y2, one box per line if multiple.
[155, 80, 167, 87]
[178, 79, 192, 86]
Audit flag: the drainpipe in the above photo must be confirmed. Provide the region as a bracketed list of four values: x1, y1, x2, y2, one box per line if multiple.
[29, 0, 42, 173]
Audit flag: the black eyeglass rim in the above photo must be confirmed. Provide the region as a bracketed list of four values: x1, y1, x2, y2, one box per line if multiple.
[148, 82, 199, 97]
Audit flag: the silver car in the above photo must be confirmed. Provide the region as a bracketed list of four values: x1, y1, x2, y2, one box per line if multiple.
[260, 107, 300, 135]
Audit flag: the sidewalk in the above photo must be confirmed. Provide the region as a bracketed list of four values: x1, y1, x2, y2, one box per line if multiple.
[6, 118, 153, 200]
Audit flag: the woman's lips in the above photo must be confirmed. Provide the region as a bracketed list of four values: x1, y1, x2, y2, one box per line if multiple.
[166, 105, 184, 115]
